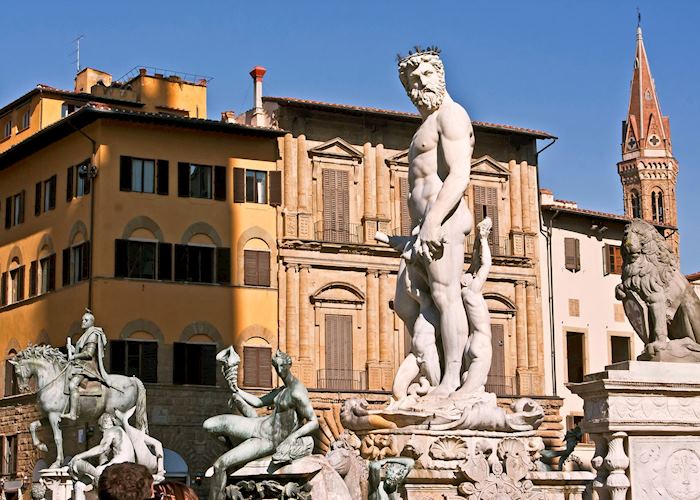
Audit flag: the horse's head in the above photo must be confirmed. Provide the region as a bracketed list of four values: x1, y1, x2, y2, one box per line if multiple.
[8, 356, 33, 393]
[12, 345, 67, 393]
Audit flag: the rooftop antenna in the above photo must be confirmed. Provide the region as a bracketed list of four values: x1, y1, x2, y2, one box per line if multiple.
[72, 35, 85, 73]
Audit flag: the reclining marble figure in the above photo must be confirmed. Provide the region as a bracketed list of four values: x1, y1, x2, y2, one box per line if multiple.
[204, 347, 319, 500]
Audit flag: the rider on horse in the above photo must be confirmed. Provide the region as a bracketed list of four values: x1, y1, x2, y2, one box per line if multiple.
[62, 309, 109, 421]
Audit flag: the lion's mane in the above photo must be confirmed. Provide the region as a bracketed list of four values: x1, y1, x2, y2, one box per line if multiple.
[621, 219, 677, 302]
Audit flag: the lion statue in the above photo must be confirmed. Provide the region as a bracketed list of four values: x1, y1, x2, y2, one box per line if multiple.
[615, 219, 700, 360]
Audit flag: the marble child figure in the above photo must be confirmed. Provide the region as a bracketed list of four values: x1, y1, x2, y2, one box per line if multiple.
[392, 47, 475, 399]
[203, 348, 319, 500]
[368, 457, 414, 500]
[63, 308, 109, 420]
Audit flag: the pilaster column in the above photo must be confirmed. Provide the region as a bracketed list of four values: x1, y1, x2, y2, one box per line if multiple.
[366, 270, 379, 363]
[526, 281, 538, 370]
[277, 262, 286, 351]
[519, 161, 531, 232]
[375, 144, 389, 219]
[378, 271, 392, 363]
[283, 134, 297, 211]
[509, 160, 522, 232]
[298, 265, 312, 360]
[528, 163, 539, 231]
[297, 134, 311, 212]
[285, 264, 299, 359]
[514, 281, 529, 370]
[363, 143, 376, 219]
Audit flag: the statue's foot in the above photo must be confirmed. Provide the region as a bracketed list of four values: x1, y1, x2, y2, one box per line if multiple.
[61, 412, 78, 421]
[48, 460, 63, 469]
[427, 381, 458, 400]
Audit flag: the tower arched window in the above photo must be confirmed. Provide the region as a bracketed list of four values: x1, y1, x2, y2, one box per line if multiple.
[630, 190, 641, 218]
[651, 189, 664, 224]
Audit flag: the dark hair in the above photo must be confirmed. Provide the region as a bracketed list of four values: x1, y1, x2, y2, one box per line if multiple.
[153, 481, 199, 500]
[97, 463, 153, 500]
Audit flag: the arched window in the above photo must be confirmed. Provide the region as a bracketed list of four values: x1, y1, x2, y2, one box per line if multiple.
[4, 350, 18, 396]
[110, 334, 158, 383]
[2, 258, 25, 306]
[630, 190, 641, 218]
[651, 189, 664, 224]
[243, 239, 271, 287]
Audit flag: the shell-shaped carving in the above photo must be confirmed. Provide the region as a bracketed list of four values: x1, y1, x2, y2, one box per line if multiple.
[429, 436, 469, 460]
[498, 437, 527, 460]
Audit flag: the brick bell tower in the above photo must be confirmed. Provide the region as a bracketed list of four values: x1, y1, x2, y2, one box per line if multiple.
[617, 23, 679, 247]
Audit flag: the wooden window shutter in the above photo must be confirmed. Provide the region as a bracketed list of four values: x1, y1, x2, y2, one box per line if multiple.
[83, 161, 91, 195]
[35, 182, 41, 216]
[141, 342, 158, 383]
[565, 238, 580, 271]
[156, 160, 169, 195]
[233, 168, 245, 203]
[613, 246, 623, 274]
[603, 245, 611, 275]
[120, 156, 132, 191]
[269, 171, 282, 206]
[174, 245, 188, 281]
[325, 314, 353, 384]
[322, 169, 334, 236]
[0, 272, 6, 305]
[485, 186, 499, 248]
[66, 166, 74, 201]
[243, 346, 272, 387]
[216, 248, 231, 284]
[81, 242, 91, 280]
[29, 261, 37, 297]
[18, 191, 25, 224]
[4, 197, 11, 229]
[489, 324, 506, 380]
[172, 343, 186, 384]
[339, 170, 350, 237]
[62, 248, 70, 286]
[214, 166, 227, 201]
[177, 162, 190, 197]
[16, 266, 24, 300]
[114, 240, 128, 278]
[400, 176, 410, 236]
[243, 250, 258, 286]
[157, 243, 172, 281]
[110, 340, 126, 374]
[48, 254, 56, 291]
[258, 251, 270, 287]
[48, 175, 56, 209]
[202, 344, 217, 385]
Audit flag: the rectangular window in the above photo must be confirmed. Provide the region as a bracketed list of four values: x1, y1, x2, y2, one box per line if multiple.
[473, 185, 500, 252]
[3, 120, 11, 139]
[39, 255, 55, 294]
[110, 340, 158, 383]
[115, 240, 170, 281]
[4, 360, 18, 397]
[566, 331, 585, 383]
[189, 165, 212, 199]
[245, 170, 267, 203]
[321, 168, 351, 243]
[2, 435, 17, 475]
[173, 342, 216, 385]
[128, 241, 156, 279]
[61, 103, 78, 118]
[399, 176, 411, 236]
[67, 161, 92, 200]
[20, 109, 29, 130]
[603, 244, 623, 275]
[9, 267, 24, 304]
[44, 175, 57, 212]
[174, 245, 216, 283]
[243, 250, 270, 287]
[7, 191, 25, 228]
[12, 194, 22, 226]
[243, 346, 272, 388]
[564, 237, 581, 272]
[610, 335, 631, 364]
[132, 159, 156, 193]
[63, 241, 90, 286]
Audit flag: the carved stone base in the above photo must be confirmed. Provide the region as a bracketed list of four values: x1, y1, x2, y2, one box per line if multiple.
[349, 429, 591, 499]
[569, 361, 700, 499]
[228, 455, 350, 500]
[39, 468, 97, 500]
[637, 337, 700, 362]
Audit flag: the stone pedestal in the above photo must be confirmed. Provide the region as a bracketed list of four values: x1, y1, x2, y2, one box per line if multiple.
[39, 468, 98, 500]
[568, 361, 700, 500]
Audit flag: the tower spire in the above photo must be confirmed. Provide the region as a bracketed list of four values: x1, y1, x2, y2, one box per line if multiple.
[617, 22, 678, 239]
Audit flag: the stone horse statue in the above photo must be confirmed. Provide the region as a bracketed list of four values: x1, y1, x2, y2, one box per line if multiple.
[10, 345, 148, 469]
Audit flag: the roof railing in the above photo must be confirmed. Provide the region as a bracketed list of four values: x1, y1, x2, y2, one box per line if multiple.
[115, 66, 213, 85]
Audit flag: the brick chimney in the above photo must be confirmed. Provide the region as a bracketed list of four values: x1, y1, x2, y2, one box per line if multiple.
[249, 66, 267, 126]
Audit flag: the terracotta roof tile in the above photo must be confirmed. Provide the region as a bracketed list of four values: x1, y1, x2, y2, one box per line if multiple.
[264, 96, 556, 139]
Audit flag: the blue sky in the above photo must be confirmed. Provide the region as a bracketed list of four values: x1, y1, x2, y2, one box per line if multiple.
[2, 1, 699, 271]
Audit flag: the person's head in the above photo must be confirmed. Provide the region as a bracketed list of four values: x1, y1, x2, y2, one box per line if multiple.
[398, 48, 446, 113]
[271, 349, 292, 377]
[97, 463, 153, 500]
[153, 481, 199, 500]
[81, 308, 95, 329]
[383, 463, 408, 493]
[98, 413, 115, 431]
